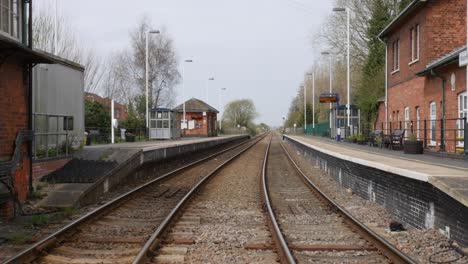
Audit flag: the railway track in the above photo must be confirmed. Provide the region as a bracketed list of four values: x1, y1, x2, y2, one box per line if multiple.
[4, 134, 265, 264]
[261, 135, 417, 264]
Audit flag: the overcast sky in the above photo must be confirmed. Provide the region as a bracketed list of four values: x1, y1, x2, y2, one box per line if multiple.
[42, 0, 332, 126]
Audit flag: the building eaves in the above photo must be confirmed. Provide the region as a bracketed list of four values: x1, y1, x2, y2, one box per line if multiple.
[377, 0, 427, 40]
[416, 46, 466, 76]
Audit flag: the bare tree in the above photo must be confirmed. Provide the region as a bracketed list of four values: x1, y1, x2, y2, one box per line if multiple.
[223, 99, 258, 128]
[32, 2, 105, 94]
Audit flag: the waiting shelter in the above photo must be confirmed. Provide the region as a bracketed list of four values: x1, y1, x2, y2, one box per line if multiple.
[149, 108, 180, 139]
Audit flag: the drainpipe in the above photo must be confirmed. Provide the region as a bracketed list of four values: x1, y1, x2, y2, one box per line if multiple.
[430, 69, 446, 151]
[27, 0, 34, 194]
[378, 37, 388, 133]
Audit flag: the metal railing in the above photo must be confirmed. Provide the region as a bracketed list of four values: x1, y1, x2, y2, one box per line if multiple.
[361, 117, 467, 154]
[33, 113, 73, 160]
[85, 127, 147, 145]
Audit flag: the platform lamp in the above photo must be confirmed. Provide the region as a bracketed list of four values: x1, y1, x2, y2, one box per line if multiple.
[219, 87, 227, 132]
[182, 59, 193, 131]
[301, 85, 306, 133]
[306, 73, 315, 129]
[145, 29, 160, 139]
[205, 77, 215, 103]
[333, 7, 351, 129]
[321, 51, 333, 131]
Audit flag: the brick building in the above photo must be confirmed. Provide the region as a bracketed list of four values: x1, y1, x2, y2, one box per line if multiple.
[85, 92, 127, 121]
[377, 0, 468, 153]
[0, 1, 57, 218]
[174, 98, 218, 137]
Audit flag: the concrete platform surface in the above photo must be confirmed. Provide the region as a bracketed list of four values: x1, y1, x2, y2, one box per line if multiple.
[285, 135, 468, 207]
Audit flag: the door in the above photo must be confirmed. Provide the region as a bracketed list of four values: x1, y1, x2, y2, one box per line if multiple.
[430, 102, 436, 145]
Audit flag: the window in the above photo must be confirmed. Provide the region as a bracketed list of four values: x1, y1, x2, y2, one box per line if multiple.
[392, 39, 400, 72]
[404, 107, 410, 137]
[458, 92, 467, 138]
[410, 25, 419, 63]
[416, 107, 421, 139]
[430, 102, 436, 144]
[0, 0, 20, 39]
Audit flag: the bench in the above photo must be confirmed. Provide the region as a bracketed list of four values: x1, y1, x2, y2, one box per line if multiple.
[390, 130, 405, 150]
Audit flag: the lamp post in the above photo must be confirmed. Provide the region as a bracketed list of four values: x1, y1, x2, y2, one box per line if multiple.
[301, 85, 306, 133]
[333, 7, 351, 129]
[205, 77, 215, 103]
[182, 59, 193, 130]
[145, 30, 160, 137]
[219, 87, 227, 132]
[322, 51, 333, 130]
[306, 73, 314, 129]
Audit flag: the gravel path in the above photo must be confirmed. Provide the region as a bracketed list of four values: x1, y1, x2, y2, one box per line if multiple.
[155, 136, 279, 264]
[283, 136, 468, 264]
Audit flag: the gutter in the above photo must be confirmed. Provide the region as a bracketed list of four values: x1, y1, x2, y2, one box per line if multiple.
[377, 0, 427, 40]
[430, 69, 446, 151]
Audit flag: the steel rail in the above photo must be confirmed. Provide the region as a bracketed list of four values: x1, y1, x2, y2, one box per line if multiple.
[279, 140, 417, 264]
[132, 133, 268, 263]
[4, 136, 258, 264]
[260, 135, 297, 264]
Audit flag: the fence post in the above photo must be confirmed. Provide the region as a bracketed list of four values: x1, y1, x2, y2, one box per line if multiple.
[424, 119, 427, 148]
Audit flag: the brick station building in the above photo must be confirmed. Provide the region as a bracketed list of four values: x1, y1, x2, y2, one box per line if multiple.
[85, 92, 128, 122]
[377, 0, 468, 153]
[174, 98, 218, 137]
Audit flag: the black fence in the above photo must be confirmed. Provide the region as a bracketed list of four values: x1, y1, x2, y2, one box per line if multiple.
[360, 117, 467, 154]
[85, 127, 147, 145]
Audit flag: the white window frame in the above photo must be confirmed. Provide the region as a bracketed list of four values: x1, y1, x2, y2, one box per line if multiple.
[458, 92, 467, 144]
[392, 40, 400, 73]
[430, 102, 437, 146]
[0, 0, 20, 40]
[409, 24, 420, 64]
[416, 107, 421, 140]
[404, 107, 410, 137]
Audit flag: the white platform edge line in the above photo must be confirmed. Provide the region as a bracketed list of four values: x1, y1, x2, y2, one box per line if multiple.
[284, 135, 429, 182]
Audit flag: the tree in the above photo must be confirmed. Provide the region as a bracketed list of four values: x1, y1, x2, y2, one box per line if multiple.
[223, 99, 258, 128]
[355, 0, 394, 123]
[32, 3, 105, 94]
[84, 101, 110, 129]
[105, 17, 180, 113]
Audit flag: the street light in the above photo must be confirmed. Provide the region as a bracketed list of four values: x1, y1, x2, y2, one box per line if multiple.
[333, 7, 351, 129]
[301, 85, 306, 133]
[182, 59, 193, 130]
[145, 29, 160, 135]
[321, 51, 333, 130]
[205, 77, 215, 103]
[219, 88, 227, 132]
[306, 73, 314, 129]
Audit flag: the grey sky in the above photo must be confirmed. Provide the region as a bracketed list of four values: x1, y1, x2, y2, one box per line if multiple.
[44, 0, 332, 126]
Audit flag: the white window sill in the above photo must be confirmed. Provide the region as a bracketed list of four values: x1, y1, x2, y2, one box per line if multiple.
[391, 69, 400, 75]
[409, 59, 419, 66]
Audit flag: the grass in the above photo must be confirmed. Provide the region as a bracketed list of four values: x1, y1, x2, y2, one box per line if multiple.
[26, 214, 50, 227]
[57, 207, 76, 219]
[5, 232, 32, 245]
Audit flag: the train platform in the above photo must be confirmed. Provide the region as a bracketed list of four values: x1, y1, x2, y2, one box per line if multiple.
[284, 135, 468, 207]
[38, 135, 249, 208]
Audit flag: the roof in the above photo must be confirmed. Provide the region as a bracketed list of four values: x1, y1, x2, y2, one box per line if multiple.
[378, 0, 427, 40]
[416, 46, 466, 76]
[174, 98, 219, 113]
[151, 107, 173, 112]
[0, 33, 84, 71]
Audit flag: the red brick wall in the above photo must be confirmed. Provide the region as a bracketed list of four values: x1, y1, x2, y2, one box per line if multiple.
[178, 112, 217, 137]
[380, 0, 468, 153]
[32, 158, 71, 181]
[0, 57, 30, 219]
[85, 92, 127, 121]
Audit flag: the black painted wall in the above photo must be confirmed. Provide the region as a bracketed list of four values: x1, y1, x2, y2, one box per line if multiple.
[286, 137, 468, 246]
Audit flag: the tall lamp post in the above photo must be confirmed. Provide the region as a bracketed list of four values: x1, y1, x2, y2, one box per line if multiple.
[321, 51, 333, 130]
[182, 59, 193, 130]
[219, 87, 227, 132]
[333, 7, 351, 129]
[302, 85, 306, 133]
[306, 73, 314, 129]
[205, 77, 215, 103]
[145, 30, 160, 137]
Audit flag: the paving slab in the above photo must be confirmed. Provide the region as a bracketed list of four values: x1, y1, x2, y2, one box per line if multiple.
[285, 135, 468, 207]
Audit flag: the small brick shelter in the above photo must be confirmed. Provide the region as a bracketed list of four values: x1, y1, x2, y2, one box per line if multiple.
[174, 98, 218, 137]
